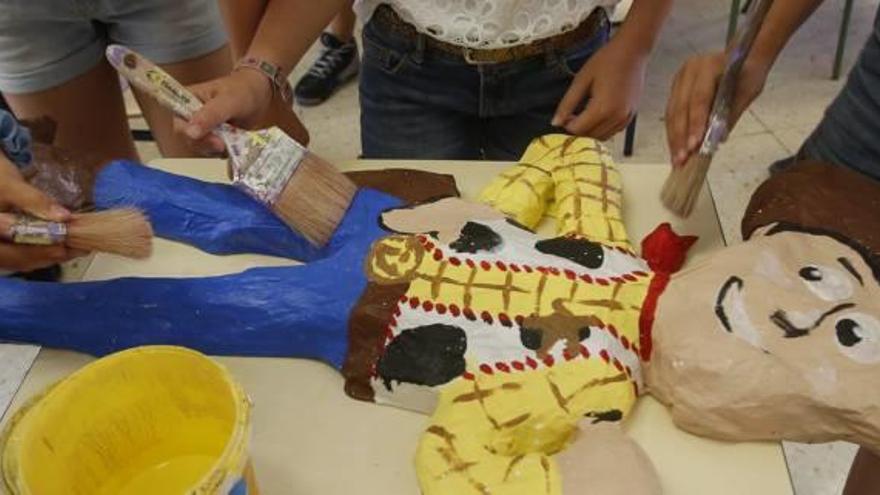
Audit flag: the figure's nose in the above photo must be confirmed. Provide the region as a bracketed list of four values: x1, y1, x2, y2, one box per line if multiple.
[770, 310, 810, 339]
[770, 304, 854, 339]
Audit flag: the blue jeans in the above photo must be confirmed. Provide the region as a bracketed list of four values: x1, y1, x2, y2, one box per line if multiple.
[799, 5, 880, 180]
[359, 15, 610, 160]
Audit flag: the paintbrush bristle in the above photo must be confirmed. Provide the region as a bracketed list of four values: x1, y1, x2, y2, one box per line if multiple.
[661, 153, 713, 218]
[272, 152, 358, 246]
[67, 209, 154, 259]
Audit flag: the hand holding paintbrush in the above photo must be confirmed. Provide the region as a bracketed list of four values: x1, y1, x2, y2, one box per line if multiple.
[0, 209, 153, 260]
[661, 0, 774, 217]
[0, 154, 152, 270]
[106, 45, 357, 247]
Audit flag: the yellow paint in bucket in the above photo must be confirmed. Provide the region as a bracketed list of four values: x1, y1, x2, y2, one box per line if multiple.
[1, 346, 256, 495]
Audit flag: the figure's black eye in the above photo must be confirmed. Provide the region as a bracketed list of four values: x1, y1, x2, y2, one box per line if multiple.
[836, 319, 862, 347]
[799, 266, 823, 282]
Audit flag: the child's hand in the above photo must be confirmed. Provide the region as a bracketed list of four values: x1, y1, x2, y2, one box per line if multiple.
[665, 52, 770, 167]
[553, 39, 646, 141]
[0, 155, 78, 272]
[176, 69, 309, 155]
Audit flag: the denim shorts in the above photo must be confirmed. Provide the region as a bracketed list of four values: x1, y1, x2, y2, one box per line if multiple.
[0, 0, 227, 94]
[358, 11, 610, 160]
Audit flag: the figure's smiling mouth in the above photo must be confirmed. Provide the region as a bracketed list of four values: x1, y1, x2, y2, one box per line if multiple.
[714, 276, 763, 348]
[715, 276, 743, 333]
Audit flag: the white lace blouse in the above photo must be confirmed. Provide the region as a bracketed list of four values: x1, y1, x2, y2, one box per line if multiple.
[354, 0, 620, 49]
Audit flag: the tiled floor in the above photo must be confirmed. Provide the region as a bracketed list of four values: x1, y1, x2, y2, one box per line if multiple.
[3, 0, 873, 493]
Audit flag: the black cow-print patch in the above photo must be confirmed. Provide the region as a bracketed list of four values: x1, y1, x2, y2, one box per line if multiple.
[450, 222, 502, 254]
[535, 237, 604, 269]
[377, 324, 467, 390]
[519, 326, 543, 351]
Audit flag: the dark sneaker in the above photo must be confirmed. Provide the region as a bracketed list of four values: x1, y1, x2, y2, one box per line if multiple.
[294, 32, 360, 106]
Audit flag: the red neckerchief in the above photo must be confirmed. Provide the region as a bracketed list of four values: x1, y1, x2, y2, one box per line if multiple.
[638, 223, 698, 362]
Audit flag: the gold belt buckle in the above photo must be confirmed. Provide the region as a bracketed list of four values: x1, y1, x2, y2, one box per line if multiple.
[463, 48, 497, 65]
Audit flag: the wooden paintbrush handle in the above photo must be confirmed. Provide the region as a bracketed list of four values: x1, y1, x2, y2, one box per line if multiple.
[106, 45, 203, 121]
[0, 213, 66, 245]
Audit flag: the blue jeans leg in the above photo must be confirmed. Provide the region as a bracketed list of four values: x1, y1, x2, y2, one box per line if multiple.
[359, 20, 481, 159]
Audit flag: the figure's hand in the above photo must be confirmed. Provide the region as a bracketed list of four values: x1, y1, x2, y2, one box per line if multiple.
[0, 155, 80, 272]
[553, 40, 647, 141]
[666, 52, 771, 167]
[175, 69, 310, 156]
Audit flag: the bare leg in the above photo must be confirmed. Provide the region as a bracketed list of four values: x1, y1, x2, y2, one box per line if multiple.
[132, 46, 233, 157]
[217, 0, 309, 144]
[843, 447, 880, 495]
[4, 60, 138, 167]
[329, 5, 357, 42]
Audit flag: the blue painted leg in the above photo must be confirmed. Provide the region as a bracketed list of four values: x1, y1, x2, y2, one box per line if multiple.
[0, 251, 362, 367]
[95, 161, 401, 262]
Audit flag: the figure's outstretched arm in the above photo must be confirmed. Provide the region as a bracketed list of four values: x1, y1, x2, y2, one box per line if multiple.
[0, 256, 362, 367]
[547, 137, 632, 250]
[417, 416, 659, 495]
[94, 161, 403, 261]
[479, 138, 555, 229]
[480, 135, 632, 250]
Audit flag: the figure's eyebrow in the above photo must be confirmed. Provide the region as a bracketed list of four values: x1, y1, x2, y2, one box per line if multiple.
[837, 257, 864, 286]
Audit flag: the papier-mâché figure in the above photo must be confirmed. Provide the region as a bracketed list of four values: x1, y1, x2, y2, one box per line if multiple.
[1, 136, 878, 494]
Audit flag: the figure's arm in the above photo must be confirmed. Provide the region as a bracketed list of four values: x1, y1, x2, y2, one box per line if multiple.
[667, 0, 825, 166]
[547, 137, 629, 249]
[479, 137, 557, 228]
[480, 136, 630, 248]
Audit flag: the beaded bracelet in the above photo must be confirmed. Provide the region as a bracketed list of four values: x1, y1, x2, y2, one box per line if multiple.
[235, 57, 293, 103]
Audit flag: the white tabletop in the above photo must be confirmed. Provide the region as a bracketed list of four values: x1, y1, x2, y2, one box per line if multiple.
[1, 158, 793, 494]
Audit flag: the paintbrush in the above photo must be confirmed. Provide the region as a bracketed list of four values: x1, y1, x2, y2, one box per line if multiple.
[0, 208, 153, 259]
[105, 45, 357, 247]
[661, 0, 774, 217]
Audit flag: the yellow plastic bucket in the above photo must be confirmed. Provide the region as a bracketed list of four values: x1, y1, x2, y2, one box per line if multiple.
[1, 346, 256, 495]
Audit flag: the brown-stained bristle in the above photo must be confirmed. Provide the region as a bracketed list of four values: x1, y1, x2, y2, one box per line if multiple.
[272, 152, 358, 246]
[67, 209, 154, 259]
[661, 153, 713, 218]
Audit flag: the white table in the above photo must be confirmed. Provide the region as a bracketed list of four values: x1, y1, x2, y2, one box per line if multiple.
[1, 159, 794, 494]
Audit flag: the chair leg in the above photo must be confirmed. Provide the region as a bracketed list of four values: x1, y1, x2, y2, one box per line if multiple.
[727, 0, 743, 43]
[624, 115, 637, 157]
[833, 0, 856, 80]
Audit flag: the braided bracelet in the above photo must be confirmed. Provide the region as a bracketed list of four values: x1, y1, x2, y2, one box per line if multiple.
[235, 57, 293, 103]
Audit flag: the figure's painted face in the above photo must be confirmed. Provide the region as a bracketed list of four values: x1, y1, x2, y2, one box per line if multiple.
[649, 224, 880, 448]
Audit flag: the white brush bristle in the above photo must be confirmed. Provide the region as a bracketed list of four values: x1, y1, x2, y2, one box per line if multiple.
[661, 154, 713, 218]
[67, 209, 154, 259]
